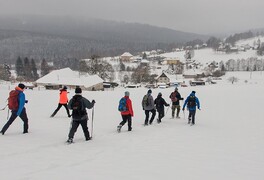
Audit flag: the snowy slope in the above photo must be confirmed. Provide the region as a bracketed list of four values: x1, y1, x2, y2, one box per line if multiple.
[161, 48, 260, 65]
[0, 71, 264, 180]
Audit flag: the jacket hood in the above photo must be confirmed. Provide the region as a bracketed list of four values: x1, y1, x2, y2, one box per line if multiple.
[190, 92, 196, 96]
[15, 86, 24, 92]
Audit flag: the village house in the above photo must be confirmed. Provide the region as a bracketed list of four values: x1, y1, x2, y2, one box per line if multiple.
[36, 68, 104, 91]
[120, 52, 133, 62]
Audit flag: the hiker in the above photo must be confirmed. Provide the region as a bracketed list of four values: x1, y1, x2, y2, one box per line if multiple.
[169, 87, 184, 118]
[154, 92, 170, 123]
[117, 91, 134, 132]
[66, 87, 95, 143]
[50, 86, 71, 118]
[182, 91, 200, 125]
[142, 89, 156, 125]
[1, 83, 29, 135]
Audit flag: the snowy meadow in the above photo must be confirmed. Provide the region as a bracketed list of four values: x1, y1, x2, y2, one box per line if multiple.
[0, 71, 264, 180]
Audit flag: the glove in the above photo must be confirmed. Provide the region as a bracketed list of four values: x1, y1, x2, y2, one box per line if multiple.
[25, 100, 28, 103]
[92, 100, 96, 104]
[182, 108, 185, 111]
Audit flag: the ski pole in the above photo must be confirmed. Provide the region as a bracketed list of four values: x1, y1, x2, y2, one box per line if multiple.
[91, 106, 94, 139]
[165, 101, 171, 115]
[183, 110, 185, 120]
[0, 104, 8, 111]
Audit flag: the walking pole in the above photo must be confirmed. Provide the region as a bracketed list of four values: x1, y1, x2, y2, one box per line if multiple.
[0, 104, 8, 111]
[183, 110, 185, 120]
[165, 101, 171, 115]
[91, 106, 94, 139]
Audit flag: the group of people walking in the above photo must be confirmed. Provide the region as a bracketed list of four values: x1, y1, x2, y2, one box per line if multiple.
[0, 84, 96, 144]
[1, 84, 200, 143]
[117, 87, 201, 132]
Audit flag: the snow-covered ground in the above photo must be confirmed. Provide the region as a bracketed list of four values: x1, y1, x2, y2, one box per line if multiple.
[0, 71, 264, 180]
[161, 48, 260, 65]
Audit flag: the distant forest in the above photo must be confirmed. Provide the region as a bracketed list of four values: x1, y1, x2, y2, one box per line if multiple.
[0, 15, 208, 64]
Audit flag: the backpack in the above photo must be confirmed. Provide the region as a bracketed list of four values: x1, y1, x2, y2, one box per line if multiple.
[8, 90, 20, 110]
[187, 96, 196, 108]
[118, 97, 127, 112]
[143, 95, 149, 106]
[71, 96, 86, 119]
[170, 92, 178, 102]
[155, 97, 162, 108]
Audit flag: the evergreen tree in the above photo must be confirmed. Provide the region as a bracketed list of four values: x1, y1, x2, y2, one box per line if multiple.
[142, 52, 147, 59]
[15, 56, 25, 77]
[31, 59, 39, 80]
[24, 57, 33, 81]
[40, 59, 50, 77]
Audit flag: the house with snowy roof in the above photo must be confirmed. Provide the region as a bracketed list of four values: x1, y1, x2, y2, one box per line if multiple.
[120, 52, 133, 62]
[183, 69, 204, 79]
[36, 68, 104, 91]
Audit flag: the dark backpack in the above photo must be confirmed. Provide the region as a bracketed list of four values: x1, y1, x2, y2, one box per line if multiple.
[71, 96, 86, 119]
[8, 90, 20, 110]
[143, 95, 149, 106]
[187, 96, 196, 108]
[118, 97, 127, 112]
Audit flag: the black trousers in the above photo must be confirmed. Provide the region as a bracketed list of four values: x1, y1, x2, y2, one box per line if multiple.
[1, 108, 28, 134]
[52, 103, 70, 117]
[68, 119, 90, 139]
[119, 115, 132, 130]
[188, 110, 196, 124]
[144, 109, 156, 125]
[157, 108, 165, 122]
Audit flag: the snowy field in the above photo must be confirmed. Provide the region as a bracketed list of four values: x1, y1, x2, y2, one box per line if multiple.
[0, 71, 264, 180]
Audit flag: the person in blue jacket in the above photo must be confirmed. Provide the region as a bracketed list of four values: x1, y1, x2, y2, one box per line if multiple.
[182, 91, 200, 125]
[1, 83, 29, 135]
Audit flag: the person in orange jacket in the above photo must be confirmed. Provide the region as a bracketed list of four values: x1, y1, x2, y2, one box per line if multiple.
[50, 86, 71, 118]
[117, 91, 134, 132]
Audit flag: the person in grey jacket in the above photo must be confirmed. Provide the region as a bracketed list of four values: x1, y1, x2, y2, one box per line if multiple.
[142, 89, 156, 125]
[66, 87, 95, 143]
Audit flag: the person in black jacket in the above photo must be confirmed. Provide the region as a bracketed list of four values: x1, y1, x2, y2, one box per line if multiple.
[169, 87, 184, 118]
[66, 87, 95, 143]
[154, 92, 170, 123]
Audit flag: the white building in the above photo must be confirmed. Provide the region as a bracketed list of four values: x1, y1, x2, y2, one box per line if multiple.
[36, 68, 104, 91]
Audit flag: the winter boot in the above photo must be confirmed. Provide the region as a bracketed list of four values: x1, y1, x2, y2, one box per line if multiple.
[128, 127, 132, 131]
[66, 138, 73, 144]
[117, 125, 122, 133]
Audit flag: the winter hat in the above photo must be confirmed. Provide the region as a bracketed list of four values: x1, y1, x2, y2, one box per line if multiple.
[175, 87, 178, 91]
[63, 86, 67, 90]
[75, 87, 82, 94]
[147, 89, 152, 94]
[125, 91, 130, 96]
[158, 92, 162, 96]
[18, 83, 26, 89]
[192, 91, 196, 94]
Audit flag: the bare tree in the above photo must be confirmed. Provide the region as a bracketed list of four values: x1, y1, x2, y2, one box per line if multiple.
[228, 76, 239, 84]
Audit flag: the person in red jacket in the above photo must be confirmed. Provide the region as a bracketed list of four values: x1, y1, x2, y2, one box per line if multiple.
[50, 86, 71, 118]
[117, 91, 134, 132]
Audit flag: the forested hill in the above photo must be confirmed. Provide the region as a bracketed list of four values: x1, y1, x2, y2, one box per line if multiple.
[0, 15, 209, 63]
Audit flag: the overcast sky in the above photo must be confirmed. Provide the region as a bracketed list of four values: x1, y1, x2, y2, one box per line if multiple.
[0, 0, 263, 35]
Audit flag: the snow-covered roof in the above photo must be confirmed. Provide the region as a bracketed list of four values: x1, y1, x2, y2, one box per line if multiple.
[140, 59, 150, 63]
[183, 69, 203, 76]
[36, 68, 103, 88]
[121, 52, 133, 57]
